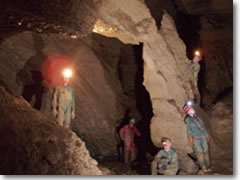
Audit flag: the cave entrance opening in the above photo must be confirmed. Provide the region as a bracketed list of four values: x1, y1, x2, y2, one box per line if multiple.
[114, 43, 158, 174]
[133, 43, 157, 159]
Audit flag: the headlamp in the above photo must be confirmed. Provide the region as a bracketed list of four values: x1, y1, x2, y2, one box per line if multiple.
[187, 101, 193, 106]
[162, 142, 168, 145]
[195, 50, 200, 56]
[62, 68, 72, 78]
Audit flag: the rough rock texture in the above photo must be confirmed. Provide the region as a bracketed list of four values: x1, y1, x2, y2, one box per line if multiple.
[94, 1, 199, 173]
[207, 93, 233, 174]
[140, 0, 233, 108]
[0, 31, 129, 157]
[119, 45, 141, 120]
[0, 86, 102, 175]
[199, 13, 233, 106]
[143, 12, 199, 173]
[0, 0, 97, 41]
[174, 0, 233, 15]
[0, 0, 233, 174]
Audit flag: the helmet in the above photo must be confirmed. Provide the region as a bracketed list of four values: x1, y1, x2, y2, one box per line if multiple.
[183, 99, 194, 114]
[183, 106, 193, 114]
[129, 118, 136, 124]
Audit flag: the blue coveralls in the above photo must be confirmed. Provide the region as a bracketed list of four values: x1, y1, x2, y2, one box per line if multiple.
[185, 115, 210, 170]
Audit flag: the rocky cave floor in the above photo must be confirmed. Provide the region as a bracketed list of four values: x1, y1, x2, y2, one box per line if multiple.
[98, 159, 151, 175]
[97, 156, 227, 175]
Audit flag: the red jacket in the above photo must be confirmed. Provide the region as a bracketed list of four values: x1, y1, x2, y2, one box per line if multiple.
[119, 125, 141, 151]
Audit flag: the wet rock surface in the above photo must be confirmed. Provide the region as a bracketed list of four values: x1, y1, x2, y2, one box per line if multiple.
[0, 86, 102, 175]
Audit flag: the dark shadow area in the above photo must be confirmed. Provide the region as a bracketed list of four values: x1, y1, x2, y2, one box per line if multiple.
[22, 70, 45, 110]
[145, 0, 177, 30]
[174, 12, 202, 59]
[112, 44, 157, 175]
[212, 86, 233, 105]
[19, 33, 46, 110]
[174, 11, 208, 107]
[115, 109, 131, 162]
[133, 44, 158, 162]
[198, 57, 207, 106]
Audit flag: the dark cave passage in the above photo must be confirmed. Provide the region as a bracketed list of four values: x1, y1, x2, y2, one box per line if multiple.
[0, 0, 233, 176]
[133, 44, 157, 158]
[99, 43, 156, 174]
[22, 70, 45, 110]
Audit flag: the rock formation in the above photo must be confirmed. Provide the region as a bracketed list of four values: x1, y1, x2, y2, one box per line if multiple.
[0, 0, 233, 174]
[0, 31, 132, 157]
[94, 0, 200, 172]
[0, 86, 101, 175]
[199, 12, 233, 106]
[207, 93, 233, 174]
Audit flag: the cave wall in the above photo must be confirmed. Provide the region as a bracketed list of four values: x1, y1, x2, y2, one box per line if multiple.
[174, 0, 233, 15]
[0, 0, 233, 174]
[119, 45, 141, 120]
[0, 31, 131, 157]
[94, 0, 199, 172]
[207, 93, 233, 174]
[0, 86, 101, 175]
[199, 13, 233, 106]
[0, 0, 97, 41]
[171, 0, 233, 106]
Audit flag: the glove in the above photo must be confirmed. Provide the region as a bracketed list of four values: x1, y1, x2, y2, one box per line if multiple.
[189, 138, 193, 144]
[161, 164, 167, 171]
[206, 136, 210, 142]
[52, 109, 57, 117]
[71, 111, 75, 119]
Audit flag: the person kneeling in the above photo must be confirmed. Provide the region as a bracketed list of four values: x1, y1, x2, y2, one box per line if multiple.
[151, 137, 178, 175]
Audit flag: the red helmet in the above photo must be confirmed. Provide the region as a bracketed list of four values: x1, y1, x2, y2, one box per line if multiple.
[183, 106, 192, 114]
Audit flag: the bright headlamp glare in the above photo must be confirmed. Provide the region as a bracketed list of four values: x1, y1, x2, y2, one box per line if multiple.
[62, 68, 72, 78]
[195, 50, 200, 56]
[187, 101, 193, 106]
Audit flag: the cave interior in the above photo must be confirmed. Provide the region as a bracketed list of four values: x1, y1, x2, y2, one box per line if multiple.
[0, 0, 233, 175]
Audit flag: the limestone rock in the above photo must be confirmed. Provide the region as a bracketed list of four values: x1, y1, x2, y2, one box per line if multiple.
[0, 0, 233, 175]
[0, 0, 97, 38]
[174, 0, 232, 15]
[207, 93, 233, 174]
[199, 16, 233, 106]
[0, 31, 127, 157]
[95, 1, 199, 173]
[0, 86, 101, 175]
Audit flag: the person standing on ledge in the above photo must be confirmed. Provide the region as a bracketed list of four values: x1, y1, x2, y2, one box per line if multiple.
[183, 100, 212, 174]
[52, 68, 75, 128]
[186, 50, 202, 103]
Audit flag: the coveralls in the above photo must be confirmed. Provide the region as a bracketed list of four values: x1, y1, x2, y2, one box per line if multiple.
[190, 57, 201, 88]
[52, 85, 75, 128]
[119, 124, 141, 163]
[189, 59, 201, 102]
[185, 115, 210, 170]
[151, 149, 178, 175]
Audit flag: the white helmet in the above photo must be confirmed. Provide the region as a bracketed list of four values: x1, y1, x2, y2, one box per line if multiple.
[129, 118, 136, 124]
